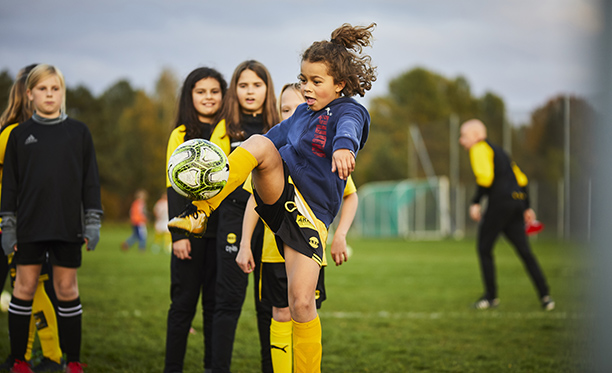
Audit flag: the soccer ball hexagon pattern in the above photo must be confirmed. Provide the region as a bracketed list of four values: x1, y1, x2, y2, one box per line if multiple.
[168, 139, 229, 200]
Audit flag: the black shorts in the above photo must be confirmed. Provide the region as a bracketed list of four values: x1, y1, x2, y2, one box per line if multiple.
[261, 262, 327, 309]
[13, 241, 82, 268]
[254, 162, 327, 266]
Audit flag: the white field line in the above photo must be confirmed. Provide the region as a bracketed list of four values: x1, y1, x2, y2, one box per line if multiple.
[318, 311, 588, 320]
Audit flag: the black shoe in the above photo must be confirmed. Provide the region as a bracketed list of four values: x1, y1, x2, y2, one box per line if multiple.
[0, 355, 14, 372]
[32, 358, 64, 373]
[473, 296, 500, 310]
[541, 295, 555, 311]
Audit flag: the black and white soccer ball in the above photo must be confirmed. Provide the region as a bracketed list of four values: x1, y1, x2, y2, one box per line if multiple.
[167, 139, 229, 200]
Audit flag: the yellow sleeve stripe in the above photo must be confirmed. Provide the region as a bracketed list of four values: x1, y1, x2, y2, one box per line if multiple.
[0, 123, 19, 165]
[211, 119, 231, 156]
[344, 175, 357, 196]
[512, 162, 528, 187]
[166, 126, 186, 188]
[470, 141, 494, 187]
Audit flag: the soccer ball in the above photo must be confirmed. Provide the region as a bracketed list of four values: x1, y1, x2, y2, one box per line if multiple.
[168, 139, 229, 200]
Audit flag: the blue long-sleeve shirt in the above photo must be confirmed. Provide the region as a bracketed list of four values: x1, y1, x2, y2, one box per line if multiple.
[265, 97, 370, 227]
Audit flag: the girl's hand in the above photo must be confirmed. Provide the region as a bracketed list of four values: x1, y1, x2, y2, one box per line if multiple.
[236, 245, 255, 274]
[331, 149, 355, 180]
[173, 239, 192, 260]
[524, 208, 536, 225]
[330, 233, 349, 266]
[469, 204, 481, 222]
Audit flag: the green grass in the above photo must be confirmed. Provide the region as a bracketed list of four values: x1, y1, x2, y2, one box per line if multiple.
[0, 225, 592, 372]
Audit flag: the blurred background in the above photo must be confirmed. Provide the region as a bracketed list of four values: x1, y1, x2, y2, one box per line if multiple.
[0, 0, 599, 235]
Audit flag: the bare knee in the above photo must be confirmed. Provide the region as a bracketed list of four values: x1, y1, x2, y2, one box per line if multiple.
[13, 279, 38, 300]
[273, 306, 292, 322]
[53, 273, 79, 300]
[289, 295, 316, 322]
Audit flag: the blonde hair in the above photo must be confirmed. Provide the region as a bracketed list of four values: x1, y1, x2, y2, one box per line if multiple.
[278, 82, 301, 114]
[26, 64, 67, 114]
[0, 64, 38, 128]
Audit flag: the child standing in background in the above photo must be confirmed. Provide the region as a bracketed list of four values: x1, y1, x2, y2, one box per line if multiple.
[151, 193, 171, 254]
[1, 64, 102, 373]
[164, 67, 227, 373]
[121, 189, 148, 252]
[210, 60, 278, 373]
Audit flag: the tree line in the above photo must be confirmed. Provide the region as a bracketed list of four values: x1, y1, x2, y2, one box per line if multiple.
[0, 67, 595, 235]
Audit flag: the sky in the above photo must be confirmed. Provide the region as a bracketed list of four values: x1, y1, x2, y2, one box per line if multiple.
[0, 0, 601, 124]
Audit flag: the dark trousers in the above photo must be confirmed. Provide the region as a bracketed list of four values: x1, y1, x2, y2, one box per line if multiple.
[164, 236, 217, 373]
[477, 200, 550, 300]
[211, 196, 273, 373]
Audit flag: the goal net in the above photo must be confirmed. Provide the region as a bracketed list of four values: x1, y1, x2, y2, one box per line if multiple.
[353, 176, 450, 239]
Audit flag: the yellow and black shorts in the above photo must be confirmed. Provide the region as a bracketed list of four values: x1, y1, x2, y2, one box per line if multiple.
[261, 261, 327, 309]
[253, 162, 328, 267]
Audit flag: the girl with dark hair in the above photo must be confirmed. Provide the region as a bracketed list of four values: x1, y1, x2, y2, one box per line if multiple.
[164, 67, 227, 373]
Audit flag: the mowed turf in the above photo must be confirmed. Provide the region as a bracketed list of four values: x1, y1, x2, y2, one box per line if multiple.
[0, 224, 592, 372]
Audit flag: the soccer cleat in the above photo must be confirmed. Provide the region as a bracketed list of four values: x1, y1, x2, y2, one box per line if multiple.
[167, 203, 211, 237]
[10, 360, 34, 373]
[64, 362, 86, 373]
[33, 358, 64, 373]
[541, 295, 555, 311]
[473, 297, 500, 310]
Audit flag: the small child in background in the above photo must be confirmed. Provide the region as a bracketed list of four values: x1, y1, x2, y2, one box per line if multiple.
[121, 189, 148, 252]
[151, 193, 171, 254]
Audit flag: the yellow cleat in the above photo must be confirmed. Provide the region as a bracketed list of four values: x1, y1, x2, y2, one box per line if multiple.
[167, 203, 211, 238]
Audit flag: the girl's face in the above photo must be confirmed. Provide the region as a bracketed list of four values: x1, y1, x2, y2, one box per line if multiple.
[280, 87, 305, 120]
[236, 69, 267, 116]
[299, 60, 345, 112]
[192, 77, 223, 122]
[27, 74, 63, 118]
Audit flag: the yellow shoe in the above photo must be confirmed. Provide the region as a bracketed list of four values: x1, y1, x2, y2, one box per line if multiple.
[167, 203, 211, 237]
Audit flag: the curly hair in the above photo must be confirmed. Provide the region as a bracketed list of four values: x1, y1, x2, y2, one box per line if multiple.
[301, 23, 377, 97]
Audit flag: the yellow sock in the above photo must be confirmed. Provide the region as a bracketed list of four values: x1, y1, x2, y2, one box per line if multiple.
[193, 146, 258, 211]
[270, 319, 293, 373]
[292, 315, 322, 373]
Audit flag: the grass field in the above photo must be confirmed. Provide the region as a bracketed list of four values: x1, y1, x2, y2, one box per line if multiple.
[0, 224, 593, 372]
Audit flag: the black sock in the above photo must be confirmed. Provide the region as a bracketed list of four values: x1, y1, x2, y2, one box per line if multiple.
[57, 297, 82, 363]
[8, 296, 33, 361]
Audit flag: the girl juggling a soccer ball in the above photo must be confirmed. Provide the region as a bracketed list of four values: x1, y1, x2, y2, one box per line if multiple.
[1, 64, 102, 373]
[169, 23, 376, 372]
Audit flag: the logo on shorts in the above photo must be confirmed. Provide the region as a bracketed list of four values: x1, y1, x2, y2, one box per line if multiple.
[227, 233, 237, 244]
[225, 245, 238, 254]
[296, 215, 316, 230]
[315, 290, 320, 300]
[308, 236, 320, 249]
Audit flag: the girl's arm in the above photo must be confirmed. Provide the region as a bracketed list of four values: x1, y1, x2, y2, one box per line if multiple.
[330, 191, 358, 266]
[236, 194, 258, 273]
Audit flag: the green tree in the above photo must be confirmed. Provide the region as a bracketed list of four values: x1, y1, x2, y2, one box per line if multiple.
[354, 67, 505, 187]
[0, 69, 14, 115]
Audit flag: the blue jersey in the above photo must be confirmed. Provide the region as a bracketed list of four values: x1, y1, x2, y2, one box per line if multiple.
[265, 97, 369, 227]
